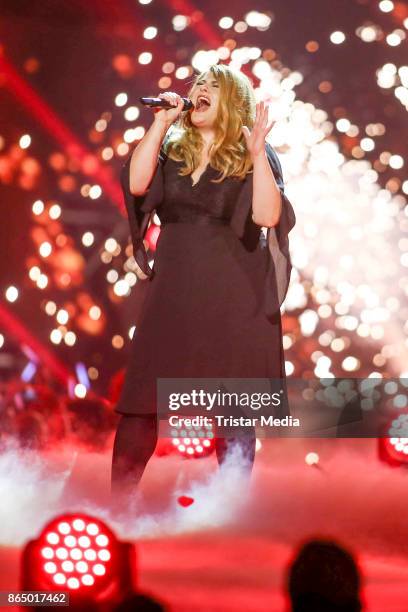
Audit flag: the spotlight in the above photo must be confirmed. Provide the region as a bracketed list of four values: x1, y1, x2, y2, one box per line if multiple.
[21, 513, 135, 608]
[378, 414, 408, 467]
[155, 420, 215, 458]
[171, 419, 215, 458]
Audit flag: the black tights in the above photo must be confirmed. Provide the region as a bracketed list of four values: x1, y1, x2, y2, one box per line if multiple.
[111, 413, 256, 495]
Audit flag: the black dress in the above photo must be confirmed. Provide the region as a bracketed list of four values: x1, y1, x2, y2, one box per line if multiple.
[115, 141, 296, 416]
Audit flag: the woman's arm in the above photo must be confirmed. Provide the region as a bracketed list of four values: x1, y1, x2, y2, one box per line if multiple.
[129, 92, 184, 195]
[129, 120, 169, 195]
[242, 101, 282, 228]
[251, 150, 282, 227]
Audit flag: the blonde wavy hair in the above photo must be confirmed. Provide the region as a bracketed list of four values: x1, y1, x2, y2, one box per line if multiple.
[163, 64, 256, 182]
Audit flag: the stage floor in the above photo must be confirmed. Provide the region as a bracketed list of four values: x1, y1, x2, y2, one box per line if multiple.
[0, 438, 407, 610]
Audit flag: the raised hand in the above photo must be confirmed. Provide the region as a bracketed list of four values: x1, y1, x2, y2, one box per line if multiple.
[242, 101, 275, 159]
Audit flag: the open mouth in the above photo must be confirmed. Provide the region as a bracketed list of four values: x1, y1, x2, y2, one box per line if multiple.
[195, 95, 211, 112]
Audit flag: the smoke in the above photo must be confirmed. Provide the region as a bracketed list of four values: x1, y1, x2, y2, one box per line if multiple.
[0, 439, 74, 545]
[0, 436, 407, 564]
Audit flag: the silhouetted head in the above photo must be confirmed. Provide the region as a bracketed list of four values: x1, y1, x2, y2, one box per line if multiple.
[287, 539, 362, 612]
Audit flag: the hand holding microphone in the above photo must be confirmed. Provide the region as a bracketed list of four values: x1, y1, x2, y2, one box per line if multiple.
[142, 92, 191, 128]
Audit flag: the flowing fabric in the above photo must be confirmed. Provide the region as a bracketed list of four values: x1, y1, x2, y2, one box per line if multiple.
[120, 140, 296, 318]
[116, 140, 295, 417]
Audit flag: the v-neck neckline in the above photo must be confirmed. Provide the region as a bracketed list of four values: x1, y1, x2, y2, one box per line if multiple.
[190, 164, 210, 187]
[168, 157, 213, 187]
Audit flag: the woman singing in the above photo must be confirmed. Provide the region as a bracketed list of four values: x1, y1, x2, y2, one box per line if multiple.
[111, 64, 296, 497]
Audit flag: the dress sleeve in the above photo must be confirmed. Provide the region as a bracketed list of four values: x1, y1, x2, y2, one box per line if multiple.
[120, 145, 167, 279]
[264, 141, 296, 317]
[229, 141, 296, 318]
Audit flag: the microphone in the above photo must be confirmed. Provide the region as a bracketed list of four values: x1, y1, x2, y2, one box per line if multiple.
[139, 96, 194, 111]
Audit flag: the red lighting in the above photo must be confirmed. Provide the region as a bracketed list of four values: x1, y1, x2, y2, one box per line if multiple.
[21, 513, 136, 607]
[378, 414, 408, 467]
[144, 223, 161, 251]
[171, 421, 215, 458]
[35, 516, 113, 590]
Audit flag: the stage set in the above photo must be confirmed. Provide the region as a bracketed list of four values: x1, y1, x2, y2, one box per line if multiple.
[1, 0, 408, 610]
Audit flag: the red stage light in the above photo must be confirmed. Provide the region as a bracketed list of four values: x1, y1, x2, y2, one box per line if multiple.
[378, 414, 408, 467]
[21, 513, 136, 608]
[154, 420, 215, 458]
[35, 516, 112, 590]
[171, 421, 215, 458]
